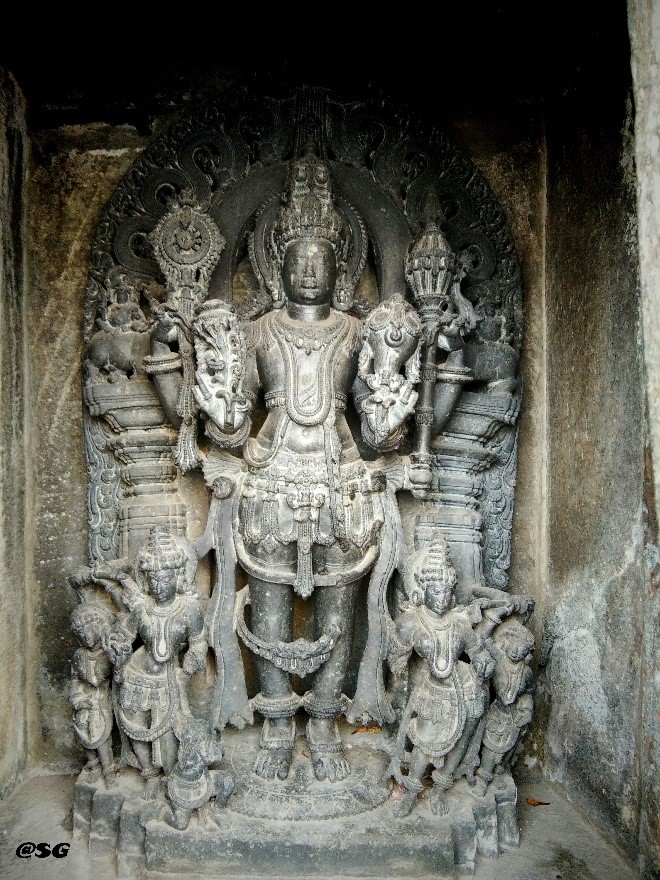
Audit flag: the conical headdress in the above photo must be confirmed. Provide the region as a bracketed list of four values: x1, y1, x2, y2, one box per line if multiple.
[270, 152, 347, 261]
[138, 527, 186, 572]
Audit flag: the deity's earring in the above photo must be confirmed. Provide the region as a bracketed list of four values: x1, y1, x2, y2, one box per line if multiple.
[271, 287, 286, 309]
[411, 585, 425, 607]
[268, 271, 286, 309]
[332, 273, 353, 312]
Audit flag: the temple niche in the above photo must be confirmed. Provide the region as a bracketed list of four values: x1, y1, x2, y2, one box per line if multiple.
[69, 86, 536, 876]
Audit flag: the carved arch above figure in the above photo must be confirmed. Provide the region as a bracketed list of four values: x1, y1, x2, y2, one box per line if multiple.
[84, 87, 522, 348]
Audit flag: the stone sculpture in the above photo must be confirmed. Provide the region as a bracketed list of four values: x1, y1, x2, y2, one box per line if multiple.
[69, 87, 535, 875]
[470, 618, 535, 796]
[386, 538, 522, 817]
[166, 717, 234, 830]
[93, 528, 207, 799]
[187, 151, 426, 785]
[69, 601, 117, 788]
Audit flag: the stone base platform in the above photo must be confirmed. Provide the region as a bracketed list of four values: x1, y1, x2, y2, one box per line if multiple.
[72, 725, 521, 877]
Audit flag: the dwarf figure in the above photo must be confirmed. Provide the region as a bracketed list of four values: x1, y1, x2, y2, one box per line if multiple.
[70, 602, 118, 788]
[471, 618, 534, 796]
[166, 717, 234, 830]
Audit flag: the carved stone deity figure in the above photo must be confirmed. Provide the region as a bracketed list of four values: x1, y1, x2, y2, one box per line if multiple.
[69, 601, 118, 788]
[72, 89, 537, 870]
[470, 618, 534, 796]
[96, 527, 208, 798]
[189, 152, 423, 784]
[386, 538, 515, 817]
[166, 716, 234, 830]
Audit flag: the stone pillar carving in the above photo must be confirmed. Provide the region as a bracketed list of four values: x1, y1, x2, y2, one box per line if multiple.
[82, 274, 187, 562]
[416, 390, 520, 596]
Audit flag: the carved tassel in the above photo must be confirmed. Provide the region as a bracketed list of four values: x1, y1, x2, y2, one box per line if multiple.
[294, 524, 314, 598]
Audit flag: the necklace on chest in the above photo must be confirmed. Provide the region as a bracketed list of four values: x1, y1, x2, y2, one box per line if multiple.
[277, 312, 343, 355]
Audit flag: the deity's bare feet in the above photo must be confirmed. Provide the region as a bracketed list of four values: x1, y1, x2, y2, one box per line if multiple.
[429, 786, 449, 816]
[253, 748, 293, 781]
[142, 775, 161, 800]
[84, 760, 102, 783]
[103, 768, 118, 789]
[306, 719, 350, 783]
[168, 806, 191, 830]
[469, 775, 488, 798]
[214, 772, 235, 807]
[393, 788, 418, 818]
[253, 718, 295, 782]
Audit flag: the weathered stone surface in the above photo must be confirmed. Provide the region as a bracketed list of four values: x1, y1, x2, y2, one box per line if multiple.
[89, 787, 125, 853]
[1, 18, 654, 874]
[445, 108, 548, 768]
[71, 89, 544, 873]
[0, 773, 640, 880]
[142, 778, 517, 877]
[25, 123, 148, 772]
[70, 728, 527, 876]
[628, 3, 660, 877]
[0, 69, 28, 801]
[72, 777, 95, 841]
[541, 66, 645, 861]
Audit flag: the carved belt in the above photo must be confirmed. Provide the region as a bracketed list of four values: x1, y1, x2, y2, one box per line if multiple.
[264, 390, 347, 412]
[244, 463, 374, 497]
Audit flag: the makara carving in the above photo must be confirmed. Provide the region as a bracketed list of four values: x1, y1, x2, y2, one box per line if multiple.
[71, 87, 534, 874]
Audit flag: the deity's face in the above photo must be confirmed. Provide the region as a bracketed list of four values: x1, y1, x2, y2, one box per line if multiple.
[504, 637, 533, 663]
[424, 578, 454, 615]
[75, 617, 102, 649]
[282, 238, 337, 306]
[147, 566, 178, 604]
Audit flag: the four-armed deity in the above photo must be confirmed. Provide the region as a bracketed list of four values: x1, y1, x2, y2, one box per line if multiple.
[70, 89, 534, 871]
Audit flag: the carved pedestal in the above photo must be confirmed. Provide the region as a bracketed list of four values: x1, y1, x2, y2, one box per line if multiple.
[73, 725, 521, 878]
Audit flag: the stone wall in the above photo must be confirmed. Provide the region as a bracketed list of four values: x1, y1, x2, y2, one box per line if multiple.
[628, 1, 660, 877]
[540, 73, 646, 861]
[25, 123, 149, 771]
[0, 72, 29, 799]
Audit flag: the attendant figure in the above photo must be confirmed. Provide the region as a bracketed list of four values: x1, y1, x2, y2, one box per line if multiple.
[70, 602, 118, 788]
[471, 618, 534, 796]
[387, 539, 512, 816]
[97, 527, 207, 798]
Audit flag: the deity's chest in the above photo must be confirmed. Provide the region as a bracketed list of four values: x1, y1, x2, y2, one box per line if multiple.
[255, 312, 361, 425]
[138, 603, 188, 662]
[75, 648, 111, 687]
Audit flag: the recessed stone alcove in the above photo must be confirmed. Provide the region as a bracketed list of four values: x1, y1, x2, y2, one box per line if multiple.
[0, 4, 658, 878]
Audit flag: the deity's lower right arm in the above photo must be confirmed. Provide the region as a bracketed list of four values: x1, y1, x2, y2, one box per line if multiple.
[192, 301, 256, 448]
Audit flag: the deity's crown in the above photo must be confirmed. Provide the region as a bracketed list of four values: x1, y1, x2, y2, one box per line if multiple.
[138, 526, 185, 572]
[494, 617, 535, 652]
[416, 539, 457, 589]
[71, 601, 114, 630]
[272, 152, 346, 258]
